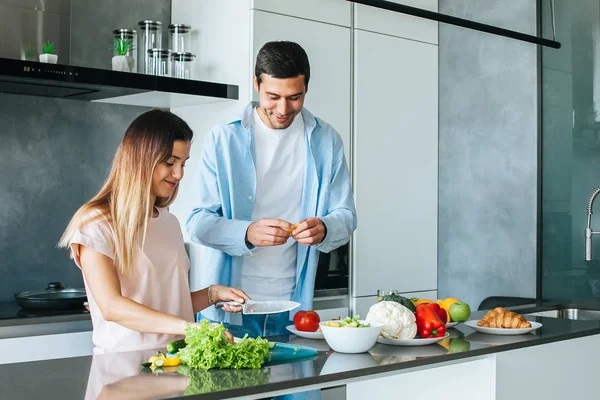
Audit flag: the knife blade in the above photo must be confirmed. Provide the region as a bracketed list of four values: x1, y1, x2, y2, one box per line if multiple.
[215, 300, 300, 315]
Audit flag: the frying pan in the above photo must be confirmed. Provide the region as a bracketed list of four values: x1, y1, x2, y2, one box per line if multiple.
[15, 282, 87, 310]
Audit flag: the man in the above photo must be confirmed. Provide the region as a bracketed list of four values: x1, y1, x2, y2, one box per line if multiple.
[186, 41, 357, 337]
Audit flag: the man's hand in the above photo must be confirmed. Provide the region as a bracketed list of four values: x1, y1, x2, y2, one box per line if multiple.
[292, 218, 326, 246]
[246, 218, 293, 247]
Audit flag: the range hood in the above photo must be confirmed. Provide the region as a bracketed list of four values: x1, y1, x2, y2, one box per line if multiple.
[0, 57, 239, 108]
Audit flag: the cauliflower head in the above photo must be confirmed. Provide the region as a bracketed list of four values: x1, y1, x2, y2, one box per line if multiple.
[366, 301, 417, 339]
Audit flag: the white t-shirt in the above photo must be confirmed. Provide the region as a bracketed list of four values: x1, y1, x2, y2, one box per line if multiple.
[240, 108, 306, 300]
[70, 208, 194, 354]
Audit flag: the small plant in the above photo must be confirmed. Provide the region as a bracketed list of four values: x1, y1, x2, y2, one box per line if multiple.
[42, 41, 56, 55]
[110, 38, 134, 56]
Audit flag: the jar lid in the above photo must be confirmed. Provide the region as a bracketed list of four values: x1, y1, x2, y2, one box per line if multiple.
[138, 20, 163, 29]
[113, 29, 137, 38]
[148, 48, 172, 58]
[171, 52, 196, 61]
[168, 24, 192, 33]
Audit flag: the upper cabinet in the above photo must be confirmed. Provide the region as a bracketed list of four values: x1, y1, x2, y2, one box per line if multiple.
[251, 0, 351, 27]
[352, 30, 438, 297]
[252, 10, 351, 155]
[354, 0, 438, 44]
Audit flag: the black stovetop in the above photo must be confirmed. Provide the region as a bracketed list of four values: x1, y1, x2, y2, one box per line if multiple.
[0, 301, 89, 320]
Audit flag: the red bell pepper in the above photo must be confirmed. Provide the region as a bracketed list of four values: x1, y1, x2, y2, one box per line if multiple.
[415, 304, 447, 338]
[425, 303, 448, 324]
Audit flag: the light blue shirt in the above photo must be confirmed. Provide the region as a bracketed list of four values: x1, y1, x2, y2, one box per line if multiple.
[186, 102, 357, 323]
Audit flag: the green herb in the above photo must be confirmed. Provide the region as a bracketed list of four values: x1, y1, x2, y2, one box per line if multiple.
[177, 321, 271, 370]
[178, 365, 271, 395]
[42, 41, 55, 55]
[110, 38, 134, 56]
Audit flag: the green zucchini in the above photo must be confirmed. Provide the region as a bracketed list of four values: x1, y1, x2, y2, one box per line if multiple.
[166, 338, 187, 354]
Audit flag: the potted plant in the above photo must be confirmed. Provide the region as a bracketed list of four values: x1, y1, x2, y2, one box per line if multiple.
[39, 41, 57, 64]
[110, 38, 135, 73]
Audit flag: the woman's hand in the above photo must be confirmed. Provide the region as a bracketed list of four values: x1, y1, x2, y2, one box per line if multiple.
[211, 285, 250, 313]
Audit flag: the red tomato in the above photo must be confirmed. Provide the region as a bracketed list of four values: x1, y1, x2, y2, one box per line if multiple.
[293, 310, 320, 332]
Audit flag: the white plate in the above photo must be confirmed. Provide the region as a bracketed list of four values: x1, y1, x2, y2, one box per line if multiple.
[377, 332, 450, 346]
[446, 322, 459, 328]
[463, 320, 542, 335]
[286, 325, 324, 340]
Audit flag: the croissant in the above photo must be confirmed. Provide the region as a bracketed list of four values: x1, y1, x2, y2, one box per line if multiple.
[477, 307, 531, 329]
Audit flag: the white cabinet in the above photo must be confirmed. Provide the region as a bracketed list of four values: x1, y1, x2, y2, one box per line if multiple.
[0, 331, 93, 365]
[252, 10, 352, 156]
[251, 0, 351, 27]
[354, 0, 438, 44]
[352, 30, 438, 298]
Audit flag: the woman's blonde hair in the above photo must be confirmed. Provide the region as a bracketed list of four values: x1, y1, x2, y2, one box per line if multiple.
[58, 109, 193, 274]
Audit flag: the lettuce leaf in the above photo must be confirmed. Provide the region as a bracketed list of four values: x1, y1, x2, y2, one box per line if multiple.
[177, 320, 271, 370]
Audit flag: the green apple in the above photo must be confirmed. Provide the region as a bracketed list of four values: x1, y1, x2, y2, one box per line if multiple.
[449, 301, 471, 322]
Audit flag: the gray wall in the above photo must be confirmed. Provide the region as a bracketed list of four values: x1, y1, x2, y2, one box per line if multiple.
[0, 94, 149, 301]
[438, 0, 538, 309]
[0, 0, 170, 301]
[71, 0, 171, 70]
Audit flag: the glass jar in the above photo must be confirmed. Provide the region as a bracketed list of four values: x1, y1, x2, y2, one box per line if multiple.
[168, 24, 192, 53]
[147, 48, 171, 76]
[137, 20, 162, 74]
[170, 52, 195, 79]
[112, 29, 137, 72]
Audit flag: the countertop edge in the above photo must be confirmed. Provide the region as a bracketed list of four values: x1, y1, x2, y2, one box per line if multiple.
[166, 324, 600, 400]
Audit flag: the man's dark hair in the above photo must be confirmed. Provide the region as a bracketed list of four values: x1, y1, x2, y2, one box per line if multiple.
[254, 41, 310, 89]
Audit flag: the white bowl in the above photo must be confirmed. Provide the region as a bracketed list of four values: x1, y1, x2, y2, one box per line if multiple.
[319, 320, 383, 354]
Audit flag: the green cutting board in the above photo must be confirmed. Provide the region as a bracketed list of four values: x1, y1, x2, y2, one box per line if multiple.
[266, 342, 318, 365]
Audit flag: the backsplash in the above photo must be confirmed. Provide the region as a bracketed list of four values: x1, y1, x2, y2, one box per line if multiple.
[0, 0, 171, 302]
[0, 93, 150, 301]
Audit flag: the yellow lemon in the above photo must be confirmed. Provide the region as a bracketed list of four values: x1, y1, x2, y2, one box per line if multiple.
[440, 297, 460, 310]
[163, 357, 181, 367]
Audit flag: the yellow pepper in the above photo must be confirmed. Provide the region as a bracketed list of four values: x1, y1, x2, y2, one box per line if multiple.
[414, 299, 433, 306]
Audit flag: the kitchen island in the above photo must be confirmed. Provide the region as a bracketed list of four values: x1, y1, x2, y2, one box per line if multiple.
[2, 304, 600, 400]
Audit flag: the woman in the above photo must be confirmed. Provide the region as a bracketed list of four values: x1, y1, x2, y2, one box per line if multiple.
[58, 109, 248, 354]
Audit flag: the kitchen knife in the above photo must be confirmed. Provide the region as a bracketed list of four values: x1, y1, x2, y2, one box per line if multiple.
[215, 300, 300, 315]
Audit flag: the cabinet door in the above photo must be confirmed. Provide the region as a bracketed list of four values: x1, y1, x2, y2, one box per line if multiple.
[252, 10, 351, 157]
[251, 0, 351, 27]
[354, 0, 438, 44]
[352, 30, 437, 297]
[0, 331, 93, 364]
